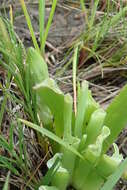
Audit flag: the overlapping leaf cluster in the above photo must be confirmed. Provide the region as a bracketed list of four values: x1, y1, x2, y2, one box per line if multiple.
[26, 47, 127, 190]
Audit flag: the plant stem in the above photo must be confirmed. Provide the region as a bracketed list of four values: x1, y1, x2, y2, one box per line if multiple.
[73, 46, 78, 116]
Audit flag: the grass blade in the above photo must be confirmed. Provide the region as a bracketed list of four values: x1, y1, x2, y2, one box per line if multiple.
[19, 0, 40, 52]
[19, 119, 83, 159]
[2, 171, 10, 190]
[41, 0, 57, 52]
[0, 73, 11, 127]
[80, 0, 89, 28]
[89, 0, 100, 29]
[0, 156, 19, 175]
[39, 0, 45, 43]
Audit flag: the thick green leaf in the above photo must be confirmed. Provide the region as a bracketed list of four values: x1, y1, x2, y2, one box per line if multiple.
[61, 137, 80, 176]
[49, 161, 70, 190]
[104, 84, 127, 152]
[85, 108, 106, 147]
[34, 78, 65, 137]
[26, 49, 51, 125]
[97, 144, 123, 178]
[36, 156, 60, 189]
[75, 81, 88, 138]
[63, 94, 73, 140]
[85, 126, 110, 164]
[47, 153, 70, 190]
[101, 158, 127, 190]
[72, 157, 104, 190]
[27, 47, 48, 85]
[82, 90, 99, 134]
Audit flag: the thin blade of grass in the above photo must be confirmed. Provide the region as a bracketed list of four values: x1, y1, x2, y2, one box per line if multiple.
[2, 171, 10, 190]
[0, 156, 19, 175]
[19, 0, 40, 52]
[0, 93, 7, 128]
[1, 62, 27, 98]
[0, 135, 12, 153]
[0, 17, 13, 57]
[39, 0, 45, 43]
[18, 122, 24, 164]
[41, 0, 57, 52]
[19, 119, 83, 159]
[80, 0, 89, 28]
[0, 73, 11, 127]
[9, 5, 13, 25]
[9, 123, 15, 151]
[89, 0, 100, 29]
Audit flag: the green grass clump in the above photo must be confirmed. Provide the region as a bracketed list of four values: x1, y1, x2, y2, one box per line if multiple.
[57, 1, 127, 77]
